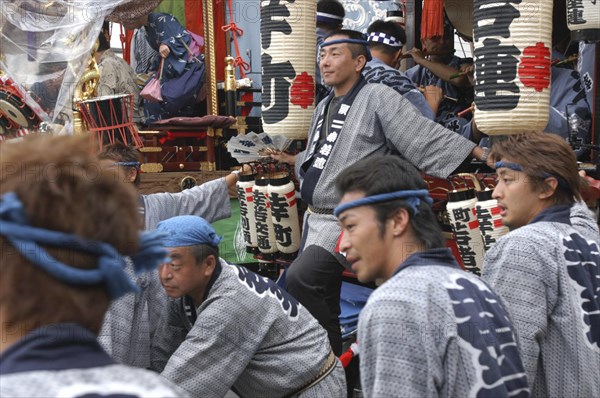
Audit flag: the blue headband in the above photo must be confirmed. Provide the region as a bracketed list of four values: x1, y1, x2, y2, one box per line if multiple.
[321, 38, 373, 62]
[495, 161, 523, 171]
[156, 215, 222, 247]
[114, 161, 140, 168]
[0, 192, 168, 299]
[334, 189, 433, 217]
[317, 11, 343, 24]
[495, 161, 571, 190]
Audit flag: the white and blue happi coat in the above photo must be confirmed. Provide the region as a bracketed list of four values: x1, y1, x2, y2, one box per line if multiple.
[99, 177, 231, 368]
[482, 204, 600, 397]
[151, 259, 346, 398]
[358, 248, 529, 398]
[296, 82, 476, 252]
[0, 323, 186, 397]
[363, 57, 435, 120]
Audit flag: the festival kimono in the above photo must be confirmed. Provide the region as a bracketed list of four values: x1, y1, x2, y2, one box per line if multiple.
[295, 79, 476, 252]
[482, 204, 600, 398]
[358, 249, 529, 398]
[363, 57, 435, 120]
[1, 323, 185, 397]
[151, 260, 347, 398]
[98, 178, 231, 368]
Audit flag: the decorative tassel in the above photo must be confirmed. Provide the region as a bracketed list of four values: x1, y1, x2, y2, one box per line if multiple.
[421, 0, 445, 40]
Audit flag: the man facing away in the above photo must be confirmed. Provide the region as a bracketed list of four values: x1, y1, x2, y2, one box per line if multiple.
[0, 135, 184, 397]
[151, 215, 346, 398]
[271, 29, 488, 355]
[481, 133, 600, 397]
[335, 154, 529, 398]
[363, 19, 435, 119]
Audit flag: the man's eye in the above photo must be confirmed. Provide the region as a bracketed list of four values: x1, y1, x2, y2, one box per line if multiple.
[170, 263, 183, 270]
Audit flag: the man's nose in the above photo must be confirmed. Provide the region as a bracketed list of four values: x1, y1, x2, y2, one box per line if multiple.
[159, 264, 171, 280]
[338, 231, 350, 254]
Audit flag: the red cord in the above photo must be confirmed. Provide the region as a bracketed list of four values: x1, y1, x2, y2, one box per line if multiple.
[221, 0, 250, 78]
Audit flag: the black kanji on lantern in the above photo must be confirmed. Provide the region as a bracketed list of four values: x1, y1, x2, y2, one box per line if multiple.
[254, 190, 271, 249]
[262, 54, 296, 124]
[270, 193, 290, 223]
[274, 224, 293, 247]
[475, 38, 521, 111]
[567, 0, 587, 25]
[473, 0, 521, 40]
[237, 186, 252, 244]
[261, 0, 296, 49]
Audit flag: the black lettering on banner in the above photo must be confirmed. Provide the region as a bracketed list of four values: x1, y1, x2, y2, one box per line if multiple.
[473, 0, 522, 40]
[262, 54, 295, 124]
[261, 0, 296, 49]
[475, 38, 521, 111]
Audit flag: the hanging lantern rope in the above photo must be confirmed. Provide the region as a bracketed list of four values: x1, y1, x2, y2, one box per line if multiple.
[222, 0, 251, 79]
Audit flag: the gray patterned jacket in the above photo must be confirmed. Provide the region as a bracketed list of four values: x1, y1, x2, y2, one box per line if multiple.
[296, 83, 476, 252]
[99, 178, 231, 368]
[482, 204, 600, 397]
[358, 249, 529, 398]
[151, 260, 346, 398]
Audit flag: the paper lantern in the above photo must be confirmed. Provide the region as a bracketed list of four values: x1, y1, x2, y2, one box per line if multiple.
[475, 190, 509, 252]
[447, 189, 485, 275]
[473, 0, 552, 135]
[566, 0, 600, 42]
[261, 1, 316, 139]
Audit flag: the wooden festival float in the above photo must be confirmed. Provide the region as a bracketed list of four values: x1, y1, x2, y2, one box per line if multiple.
[1, 0, 598, 275]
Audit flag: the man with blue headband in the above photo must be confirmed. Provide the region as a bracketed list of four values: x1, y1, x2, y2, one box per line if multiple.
[151, 215, 346, 398]
[0, 136, 183, 397]
[481, 133, 600, 397]
[316, 0, 345, 102]
[271, 29, 488, 355]
[334, 155, 528, 397]
[97, 142, 244, 369]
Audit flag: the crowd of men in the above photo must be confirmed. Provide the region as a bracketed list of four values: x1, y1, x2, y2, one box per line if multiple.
[0, 0, 598, 397]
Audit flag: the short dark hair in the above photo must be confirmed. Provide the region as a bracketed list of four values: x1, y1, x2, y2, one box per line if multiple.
[490, 133, 584, 205]
[98, 33, 110, 52]
[367, 20, 406, 55]
[98, 142, 142, 187]
[324, 29, 370, 61]
[317, 0, 345, 29]
[190, 244, 220, 265]
[336, 155, 444, 249]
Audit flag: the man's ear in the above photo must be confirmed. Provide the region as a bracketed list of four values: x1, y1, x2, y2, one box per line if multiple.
[539, 176, 559, 200]
[355, 54, 367, 72]
[203, 255, 217, 277]
[128, 168, 138, 183]
[390, 207, 411, 237]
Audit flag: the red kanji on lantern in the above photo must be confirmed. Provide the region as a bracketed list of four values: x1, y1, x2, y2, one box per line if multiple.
[518, 42, 551, 92]
[290, 72, 314, 109]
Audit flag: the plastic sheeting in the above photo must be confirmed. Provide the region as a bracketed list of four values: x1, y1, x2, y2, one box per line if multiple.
[0, 0, 128, 135]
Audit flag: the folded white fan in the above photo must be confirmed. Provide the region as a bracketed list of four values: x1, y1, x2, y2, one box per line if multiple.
[227, 132, 292, 163]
